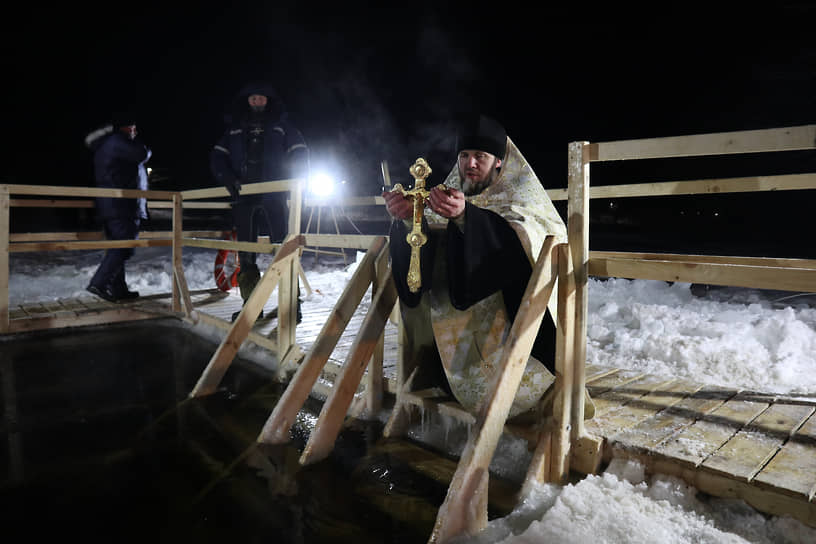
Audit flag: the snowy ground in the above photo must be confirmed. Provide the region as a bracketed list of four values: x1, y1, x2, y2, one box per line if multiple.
[6, 246, 816, 543]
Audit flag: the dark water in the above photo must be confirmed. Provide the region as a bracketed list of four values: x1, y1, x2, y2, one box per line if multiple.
[0, 320, 458, 543]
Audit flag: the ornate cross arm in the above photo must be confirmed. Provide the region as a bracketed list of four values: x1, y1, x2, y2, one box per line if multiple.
[390, 158, 432, 292]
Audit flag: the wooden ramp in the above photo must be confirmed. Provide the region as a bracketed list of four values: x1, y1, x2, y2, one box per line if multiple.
[7, 281, 816, 531]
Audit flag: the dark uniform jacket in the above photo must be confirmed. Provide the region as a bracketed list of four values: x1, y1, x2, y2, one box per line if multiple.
[210, 82, 309, 193]
[85, 126, 151, 220]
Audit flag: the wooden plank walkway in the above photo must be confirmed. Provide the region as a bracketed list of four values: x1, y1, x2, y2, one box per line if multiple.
[6, 288, 816, 528]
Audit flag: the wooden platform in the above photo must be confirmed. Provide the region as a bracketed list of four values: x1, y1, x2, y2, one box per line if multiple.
[6, 288, 816, 528]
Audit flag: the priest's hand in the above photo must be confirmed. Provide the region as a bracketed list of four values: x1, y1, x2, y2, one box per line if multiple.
[429, 185, 465, 219]
[382, 189, 413, 220]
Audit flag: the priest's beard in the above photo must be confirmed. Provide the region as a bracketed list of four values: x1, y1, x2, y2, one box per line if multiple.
[460, 159, 500, 196]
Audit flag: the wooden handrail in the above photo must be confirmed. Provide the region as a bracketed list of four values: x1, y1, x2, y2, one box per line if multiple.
[180, 179, 301, 200]
[3, 184, 177, 200]
[588, 124, 816, 162]
[590, 251, 816, 270]
[589, 256, 816, 293]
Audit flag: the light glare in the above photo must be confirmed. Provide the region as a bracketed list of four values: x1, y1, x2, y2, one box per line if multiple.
[309, 171, 335, 197]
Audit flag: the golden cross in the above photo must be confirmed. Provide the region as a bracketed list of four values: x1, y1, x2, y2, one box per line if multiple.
[391, 158, 432, 292]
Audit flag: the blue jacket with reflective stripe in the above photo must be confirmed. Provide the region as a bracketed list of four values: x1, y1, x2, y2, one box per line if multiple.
[210, 115, 308, 187]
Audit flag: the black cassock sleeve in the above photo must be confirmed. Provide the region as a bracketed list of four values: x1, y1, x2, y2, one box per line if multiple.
[447, 203, 557, 372]
[447, 203, 530, 315]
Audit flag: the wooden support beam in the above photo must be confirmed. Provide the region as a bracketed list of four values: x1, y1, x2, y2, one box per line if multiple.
[256, 236, 386, 444]
[549, 243, 576, 483]
[276, 237, 299, 375]
[181, 179, 299, 200]
[7, 307, 166, 333]
[520, 429, 552, 498]
[10, 199, 94, 208]
[173, 265, 194, 319]
[429, 237, 558, 544]
[520, 243, 577, 495]
[189, 235, 303, 398]
[5, 183, 177, 200]
[303, 195, 386, 207]
[566, 141, 604, 475]
[298, 269, 398, 465]
[382, 303, 412, 439]
[303, 233, 383, 250]
[297, 257, 312, 297]
[9, 239, 172, 252]
[0, 186, 9, 333]
[590, 251, 816, 270]
[589, 257, 816, 293]
[182, 237, 279, 254]
[190, 311, 278, 354]
[584, 173, 816, 199]
[364, 241, 390, 417]
[147, 201, 231, 209]
[8, 231, 229, 243]
[277, 177, 303, 367]
[568, 141, 590, 435]
[172, 194, 183, 313]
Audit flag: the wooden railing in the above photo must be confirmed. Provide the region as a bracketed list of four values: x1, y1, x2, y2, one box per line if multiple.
[426, 124, 816, 543]
[0, 179, 305, 335]
[563, 124, 816, 474]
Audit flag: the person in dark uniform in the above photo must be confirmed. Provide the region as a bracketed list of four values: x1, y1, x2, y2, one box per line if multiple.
[210, 81, 309, 321]
[85, 112, 151, 302]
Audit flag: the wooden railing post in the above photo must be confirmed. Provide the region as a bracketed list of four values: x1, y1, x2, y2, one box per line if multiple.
[0, 185, 9, 333]
[277, 236, 298, 367]
[567, 141, 604, 474]
[171, 192, 182, 313]
[520, 242, 576, 494]
[278, 178, 305, 370]
[289, 177, 303, 239]
[171, 193, 193, 317]
[568, 141, 590, 432]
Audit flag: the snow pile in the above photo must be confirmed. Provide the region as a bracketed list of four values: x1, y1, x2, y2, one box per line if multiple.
[586, 278, 816, 395]
[455, 459, 813, 544]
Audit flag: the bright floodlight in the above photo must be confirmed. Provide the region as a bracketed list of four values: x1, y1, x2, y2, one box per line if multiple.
[309, 171, 335, 197]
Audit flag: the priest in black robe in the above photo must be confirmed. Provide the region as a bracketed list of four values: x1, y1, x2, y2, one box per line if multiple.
[383, 114, 574, 419]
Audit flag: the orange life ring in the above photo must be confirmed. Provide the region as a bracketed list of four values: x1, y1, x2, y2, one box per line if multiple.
[214, 232, 240, 292]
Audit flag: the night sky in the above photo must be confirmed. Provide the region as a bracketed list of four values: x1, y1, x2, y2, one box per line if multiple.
[5, 2, 816, 253]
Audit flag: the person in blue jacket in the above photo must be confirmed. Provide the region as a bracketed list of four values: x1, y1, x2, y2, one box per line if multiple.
[210, 81, 309, 321]
[84, 112, 151, 302]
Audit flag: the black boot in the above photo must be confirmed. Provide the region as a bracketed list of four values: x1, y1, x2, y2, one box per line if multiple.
[266, 298, 302, 324]
[112, 268, 139, 300]
[231, 302, 263, 323]
[232, 264, 262, 322]
[87, 283, 119, 303]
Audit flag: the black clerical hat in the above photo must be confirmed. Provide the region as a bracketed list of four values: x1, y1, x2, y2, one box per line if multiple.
[455, 114, 507, 159]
